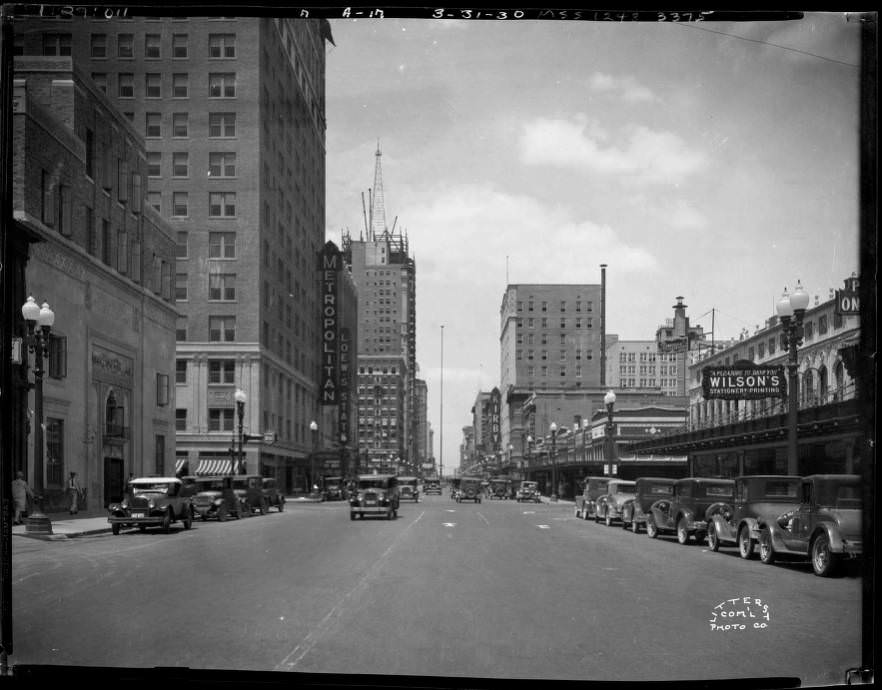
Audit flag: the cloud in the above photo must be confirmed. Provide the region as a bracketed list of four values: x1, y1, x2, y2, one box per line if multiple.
[519, 117, 707, 184]
[588, 72, 658, 103]
[666, 200, 708, 230]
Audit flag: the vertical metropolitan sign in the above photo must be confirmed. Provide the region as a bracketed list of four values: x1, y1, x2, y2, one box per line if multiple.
[318, 241, 341, 405]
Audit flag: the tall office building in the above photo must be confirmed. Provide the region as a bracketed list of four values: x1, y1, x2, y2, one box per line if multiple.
[14, 16, 335, 492]
[342, 146, 417, 471]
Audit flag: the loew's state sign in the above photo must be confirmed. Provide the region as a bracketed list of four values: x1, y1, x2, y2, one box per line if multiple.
[702, 365, 786, 400]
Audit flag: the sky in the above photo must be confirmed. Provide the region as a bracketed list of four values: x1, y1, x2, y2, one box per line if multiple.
[321, 12, 864, 472]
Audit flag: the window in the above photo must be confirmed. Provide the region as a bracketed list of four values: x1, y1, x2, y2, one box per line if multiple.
[208, 152, 236, 177]
[172, 112, 189, 138]
[42, 33, 71, 56]
[175, 231, 188, 258]
[209, 33, 236, 58]
[45, 418, 64, 488]
[90, 33, 107, 58]
[85, 129, 95, 179]
[208, 359, 235, 384]
[209, 273, 236, 301]
[147, 191, 161, 213]
[155, 435, 165, 476]
[117, 230, 128, 273]
[91, 73, 107, 93]
[172, 33, 188, 58]
[209, 316, 236, 342]
[208, 73, 236, 98]
[208, 112, 236, 137]
[175, 359, 187, 384]
[175, 409, 187, 431]
[117, 33, 134, 58]
[208, 231, 236, 258]
[145, 112, 161, 137]
[208, 409, 235, 432]
[145, 73, 161, 98]
[118, 73, 134, 98]
[175, 273, 188, 301]
[147, 151, 161, 177]
[57, 184, 71, 236]
[804, 321, 814, 340]
[101, 220, 112, 265]
[560, 350, 566, 361]
[156, 373, 170, 406]
[209, 192, 236, 217]
[48, 335, 67, 379]
[172, 192, 188, 217]
[172, 152, 189, 177]
[561, 301, 566, 312]
[176, 318, 188, 342]
[173, 73, 188, 98]
[818, 314, 828, 336]
[145, 33, 161, 58]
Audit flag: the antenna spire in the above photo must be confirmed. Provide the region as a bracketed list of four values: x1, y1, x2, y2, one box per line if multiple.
[371, 142, 387, 240]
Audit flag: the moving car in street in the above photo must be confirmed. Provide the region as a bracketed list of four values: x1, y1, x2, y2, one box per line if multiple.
[233, 474, 268, 515]
[108, 477, 193, 534]
[574, 477, 609, 520]
[516, 480, 541, 503]
[398, 476, 420, 502]
[324, 476, 345, 501]
[349, 474, 400, 520]
[706, 475, 801, 558]
[646, 477, 735, 545]
[261, 477, 285, 512]
[595, 479, 637, 526]
[757, 474, 862, 576]
[489, 477, 512, 500]
[621, 477, 674, 533]
[191, 476, 247, 521]
[424, 478, 442, 495]
[456, 476, 483, 503]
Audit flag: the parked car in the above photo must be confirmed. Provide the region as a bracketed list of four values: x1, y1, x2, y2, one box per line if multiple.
[706, 475, 802, 558]
[757, 474, 862, 576]
[233, 474, 268, 514]
[489, 477, 512, 500]
[108, 477, 193, 534]
[574, 477, 610, 519]
[261, 477, 285, 512]
[191, 476, 247, 521]
[457, 477, 483, 503]
[398, 476, 420, 502]
[646, 477, 735, 544]
[424, 479, 442, 495]
[621, 477, 674, 533]
[350, 474, 399, 520]
[595, 479, 637, 526]
[324, 476, 345, 501]
[516, 480, 541, 503]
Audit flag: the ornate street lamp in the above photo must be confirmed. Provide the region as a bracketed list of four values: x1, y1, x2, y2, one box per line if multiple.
[309, 420, 318, 492]
[21, 296, 55, 534]
[776, 280, 810, 476]
[604, 390, 618, 476]
[233, 389, 246, 475]
[549, 421, 558, 501]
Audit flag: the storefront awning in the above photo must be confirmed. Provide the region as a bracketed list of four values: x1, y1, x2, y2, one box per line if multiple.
[194, 458, 243, 476]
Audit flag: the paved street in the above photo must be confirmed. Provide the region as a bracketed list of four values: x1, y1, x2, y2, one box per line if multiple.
[9, 495, 861, 684]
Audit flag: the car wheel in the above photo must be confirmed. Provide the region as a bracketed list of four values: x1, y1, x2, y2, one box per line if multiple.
[138, 524, 147, 532]
[201, 515, 207, 522]
[605, 512, 613, 527]
[278, 499, 285, 512]
[646, 517, 658, 539]
[707, 525, 720, 552]
[112, 523, 120, 535]
[219, 506, 227, 522]
[260, 500, 268, 516]
[811, 533, 839, 577]
[161, 510, 172, 534]
[677, 517, 690, 545]
[738, 525, 756, 559]
[759, 528, 776, 564]
[183, 510, 192, 530]
[632, 519, 640, 534]
[350, 511, 356, 521]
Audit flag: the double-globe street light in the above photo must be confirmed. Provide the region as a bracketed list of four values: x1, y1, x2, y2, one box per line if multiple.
[20, 297, 55, 534]
[233, 388, 247, 475]
[775, 280, 810, 476]
[309, 420, 318, 492]
[549, 421, 558, 501]
[604, 389, 618, 476]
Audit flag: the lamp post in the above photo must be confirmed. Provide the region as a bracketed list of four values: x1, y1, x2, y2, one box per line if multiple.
[234, 389, 246, 475]
[604, 390, 617, 476]
[549, 421, 558, 501]
[21, 297, 55, 534]
[776, 280, 810, 476]
[309, 420, 318, 492]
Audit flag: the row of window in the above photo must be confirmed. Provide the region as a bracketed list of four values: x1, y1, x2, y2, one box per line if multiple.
[175, 230, 236, 259]
[517, 318, 593, 329]
[88, 32, 236, 60]
[518, 350, 595, 361]
[524, 365, 586, 378]
[147, 191, 237, 218]
[124, 110, 236, 138]
[619, 365, 678, 375]
[92, 71, 237, 99]
[618, 351, 678, 363]
[177, 316, 237, 342]
[517, 300, 593, 313]
[146, 150, 237, 178]
[175, 273, 237, 302]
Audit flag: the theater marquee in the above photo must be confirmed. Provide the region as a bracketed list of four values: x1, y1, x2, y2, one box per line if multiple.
[702, 365, 786, 400]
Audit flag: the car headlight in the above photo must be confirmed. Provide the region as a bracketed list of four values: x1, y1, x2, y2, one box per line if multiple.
[148, 500, 155, 509]
[213, 498, 223, 506]
[121, 500, 128, 509]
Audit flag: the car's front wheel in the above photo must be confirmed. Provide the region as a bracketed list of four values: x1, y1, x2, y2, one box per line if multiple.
[182, 509, 192, 530]
[605, 512, 613, 527]
[646, 517, 658, 539]
[631, 518, 640, 534]
[738, 525, 756, 559]
[161, 510, 172, 534]
[112, 523, 120, 535]
[759, 527, 776, 564]
[677, 517, 690, 545]
[707, 525, 721, 552]
[811, 533, 839, 577]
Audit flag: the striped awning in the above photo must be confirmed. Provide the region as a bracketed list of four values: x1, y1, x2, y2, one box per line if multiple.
[195, 458, 242, 476]
[175, 459, 188, 474]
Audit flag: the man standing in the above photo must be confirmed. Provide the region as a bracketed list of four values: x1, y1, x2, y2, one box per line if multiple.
[11, 471, 33, 524]
[67, 471, 82, 515]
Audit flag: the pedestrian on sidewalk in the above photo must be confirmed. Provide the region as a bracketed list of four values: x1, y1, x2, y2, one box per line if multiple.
[67, 471, 82, 515]
[11, 471, 34, 524]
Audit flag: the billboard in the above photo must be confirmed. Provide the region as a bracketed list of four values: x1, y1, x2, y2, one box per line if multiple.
[702, 365, 786, 400]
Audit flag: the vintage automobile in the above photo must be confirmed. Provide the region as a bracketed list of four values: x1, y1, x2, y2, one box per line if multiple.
[574, 477, 610, 520]
[233, 474, 268, 514]
[350, 474, 400, 520]
[324, 476, 345, 501]
[398, 476, 420, 502]
[489, 477, 512, 500]
[261, 477, 285, 512]
[191, 476, 248, 521]
[516, 480, 541, 503]
[621, 477, 674, 533]
[595, 479, 637, 526]
[424, 479, 442, 495]
[646, 477, 735, 544]
[706, 475, 802, 558]
[457, 477, 483, 503]
[108, 477, 193, 534]
[757, 474, 862, 576]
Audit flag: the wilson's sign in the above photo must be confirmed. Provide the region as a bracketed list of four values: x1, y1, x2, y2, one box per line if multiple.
[702, 366, 786, 400]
